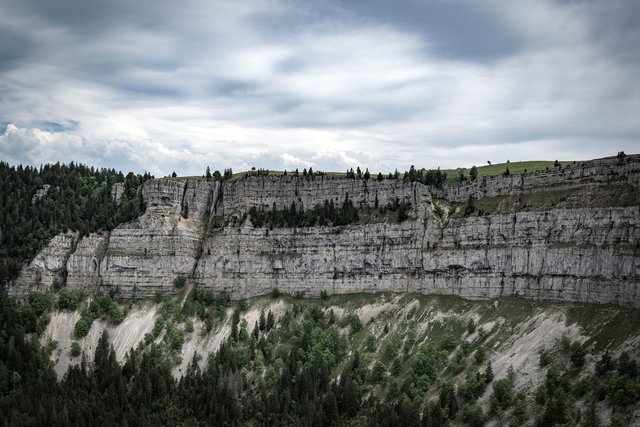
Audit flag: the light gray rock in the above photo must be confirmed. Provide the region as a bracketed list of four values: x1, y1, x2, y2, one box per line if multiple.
[110, 183, 125, 204]
[11, 231, 78, 297]
[9, 157, 640, 307]
[432, 156, 640, 202]
[31, 184, 51, 204]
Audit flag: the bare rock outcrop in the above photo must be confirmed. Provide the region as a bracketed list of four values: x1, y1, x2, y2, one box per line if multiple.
[9, 156, 640, 306]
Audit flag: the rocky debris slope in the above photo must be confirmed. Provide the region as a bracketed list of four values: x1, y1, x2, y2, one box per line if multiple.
[9, 156, 640, 306]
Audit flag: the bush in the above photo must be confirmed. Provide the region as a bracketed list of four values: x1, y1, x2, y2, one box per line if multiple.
[215, 291, 227, 319]
[390, 357, 403, 376]
[185, 318, 194, 333]
[74, 317, 91, 338]
[28, 293, 52, 316]
[570, 342, 585, 368]
[153, 317, 165, 337]
[58, 288, 84, 310]
[439, 333, 457, 352]
[369, 361, 387, 383]
[170, 327, 184, 351]
[271, 287, 281, 298]
[154, 291, 163, 303]
[539, 351, 551, 367]
[108, 301, 125, 324]
[173, 276, 186, 288]
[492, 378, 513, 410]
[144, 333, 154, 345]
[71, 342, 81, 357]
[467, 318, 476, 334]
[365, 335, 377, 352]
[320, 290, 329, 300]
[461, 403, 486, 427]
[343, 314, 362, 333]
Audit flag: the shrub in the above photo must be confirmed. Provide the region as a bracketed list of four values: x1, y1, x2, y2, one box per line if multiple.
[185, 318, 194, 333]
[108, 301, 125, 324]
[343, 314, 362, 333]
[70, 342, 81, 357]
[271, 287, 281, 298]
[153, 317, 165, 337]
[144, 333, 154, 345]
[570, 342, 585, 368]
[170, 327, 184, 351]
[364, 335, 377, 352]
[475, 346, 486, 364]
[439, 333, 457, 352]
[461, 403, 485, 427]
[28, 293, 52, 316]
[154, 291, 163, 303]
[390, 357, 403, 376]
[492, 378, 513, 410]
[539, 351, 551, 367]
[369, 361, 387, 383]
[232, 346, 248, 369]
[467, 318, 476, 334]
[215, 291, 228, 319]
[74, 317, 91, 338]
[173, 276, 186, 289]
[320, 290, 329, 300]
[58, 288, 84, 310]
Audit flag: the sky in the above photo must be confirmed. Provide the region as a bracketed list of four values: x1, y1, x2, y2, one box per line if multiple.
[0, 0, 639, 177]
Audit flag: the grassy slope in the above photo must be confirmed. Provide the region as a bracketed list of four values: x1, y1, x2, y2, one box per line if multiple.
[164, 160, 581, 182]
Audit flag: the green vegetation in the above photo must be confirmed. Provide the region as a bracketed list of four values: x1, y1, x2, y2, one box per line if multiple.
[1, 292, 640, 425]
[249, 195, 360, 228]
[248, 196, 411, 228]
[443, 159, 576, 181]
[450, 183, 640, 218]
[173, 275, 186, 289]
[58, 288, 84, 310]
[0, 162, 152, 284]
[70, 341, 82, 357]
[167, 158, 583, 188]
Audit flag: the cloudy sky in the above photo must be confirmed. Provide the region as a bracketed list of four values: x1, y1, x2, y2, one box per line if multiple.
[1, 0, 639, 176]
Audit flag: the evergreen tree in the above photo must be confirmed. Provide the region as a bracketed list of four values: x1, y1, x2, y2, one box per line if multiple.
[470, 165, 478, 181]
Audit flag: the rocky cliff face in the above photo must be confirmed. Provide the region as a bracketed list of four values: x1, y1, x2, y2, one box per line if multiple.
[433, 156, 640, 202]
[9, 156, 640, 306]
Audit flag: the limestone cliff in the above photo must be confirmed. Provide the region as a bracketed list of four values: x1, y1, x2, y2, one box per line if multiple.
[9, 156, 640, 306]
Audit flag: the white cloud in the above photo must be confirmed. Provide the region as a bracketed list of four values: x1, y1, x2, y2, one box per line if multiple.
[0, 0, 638, 175]
[280, 152, 311, 169]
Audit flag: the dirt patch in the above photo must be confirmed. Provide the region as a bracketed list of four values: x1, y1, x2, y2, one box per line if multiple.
[356, 301, 399, 327]
[482, 311, 584, 402]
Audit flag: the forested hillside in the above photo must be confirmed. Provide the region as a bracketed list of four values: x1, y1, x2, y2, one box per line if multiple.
[0, 162, 152, 284]
[1, 291, 639, 426]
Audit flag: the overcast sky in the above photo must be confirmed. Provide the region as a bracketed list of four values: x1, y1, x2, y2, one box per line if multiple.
[1, 0, 639, 176]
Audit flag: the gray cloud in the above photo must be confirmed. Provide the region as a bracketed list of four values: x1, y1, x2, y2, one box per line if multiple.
[0, 0, 638, 176]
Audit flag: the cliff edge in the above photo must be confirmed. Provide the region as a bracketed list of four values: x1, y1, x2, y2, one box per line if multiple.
[10, 155, 640, 306]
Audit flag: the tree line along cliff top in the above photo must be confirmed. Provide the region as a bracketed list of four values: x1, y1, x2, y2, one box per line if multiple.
[164, 158, 587, 184]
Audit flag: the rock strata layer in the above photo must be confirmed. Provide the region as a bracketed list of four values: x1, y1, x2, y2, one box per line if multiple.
[10, 156, 640, 307]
